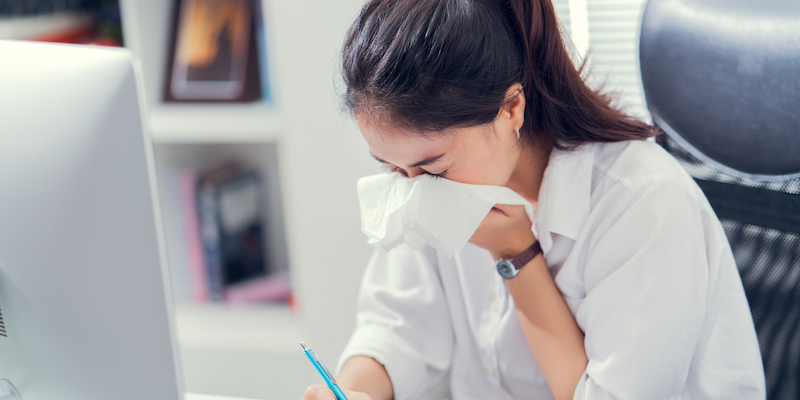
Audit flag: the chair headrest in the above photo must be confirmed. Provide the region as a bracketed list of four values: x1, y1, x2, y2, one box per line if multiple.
[639, 0, 800, 179]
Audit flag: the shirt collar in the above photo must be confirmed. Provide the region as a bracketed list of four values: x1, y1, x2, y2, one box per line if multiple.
[534, 143, 594, 253]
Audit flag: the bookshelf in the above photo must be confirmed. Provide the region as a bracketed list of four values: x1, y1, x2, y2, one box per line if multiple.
[119, 0, 298, 398]
[119, 0, 291, 305]
[119, 0, 379, 399]
[149, 104, 283, 143]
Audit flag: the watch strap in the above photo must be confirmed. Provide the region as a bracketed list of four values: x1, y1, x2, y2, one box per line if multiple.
[511, 241, 542, 269]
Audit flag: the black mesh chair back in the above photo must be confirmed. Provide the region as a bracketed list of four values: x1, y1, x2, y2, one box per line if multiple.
[639, 1, 800, 399]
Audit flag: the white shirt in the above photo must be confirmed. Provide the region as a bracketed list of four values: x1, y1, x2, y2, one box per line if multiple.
[337, 140, 766, 400]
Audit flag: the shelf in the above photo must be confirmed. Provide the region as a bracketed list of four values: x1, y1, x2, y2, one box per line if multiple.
[147, 103, 283, 144]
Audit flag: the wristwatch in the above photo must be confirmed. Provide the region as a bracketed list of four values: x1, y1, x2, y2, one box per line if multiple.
[495, 241, 542, 279]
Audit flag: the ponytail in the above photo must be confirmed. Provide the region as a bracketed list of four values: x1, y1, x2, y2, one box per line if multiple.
[341, 0, 657, 148]
[505, 0, 656, 148]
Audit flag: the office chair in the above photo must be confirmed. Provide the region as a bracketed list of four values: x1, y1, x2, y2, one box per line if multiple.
[639, 0, 800, 398]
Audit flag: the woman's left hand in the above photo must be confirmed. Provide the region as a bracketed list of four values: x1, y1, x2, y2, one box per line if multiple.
[469, 204, 536, 260]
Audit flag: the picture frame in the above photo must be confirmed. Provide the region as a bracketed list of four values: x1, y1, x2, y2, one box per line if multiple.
[164, 0, 261, 102]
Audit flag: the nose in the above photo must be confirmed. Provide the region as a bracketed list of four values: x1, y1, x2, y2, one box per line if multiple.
[405, 169, 425, 179]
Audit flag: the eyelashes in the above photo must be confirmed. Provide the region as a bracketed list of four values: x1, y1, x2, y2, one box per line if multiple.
[381, 165, 448, 178]
[427, 170, 448, 179]
[384, 166, 407, 176]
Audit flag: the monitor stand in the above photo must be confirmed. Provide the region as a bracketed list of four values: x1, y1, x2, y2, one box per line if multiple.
[0, 380, 21, 400]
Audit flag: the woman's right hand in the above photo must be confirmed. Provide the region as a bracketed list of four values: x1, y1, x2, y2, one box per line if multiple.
[301, 384, 374, 400]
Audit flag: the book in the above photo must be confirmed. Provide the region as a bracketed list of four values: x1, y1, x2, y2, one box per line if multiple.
[0, 1, 123, 46]
[195, 162, 287, 303]
[0, 13, 95, 42]
[178, 169, 210, 302]
[224, 270, 291, 304]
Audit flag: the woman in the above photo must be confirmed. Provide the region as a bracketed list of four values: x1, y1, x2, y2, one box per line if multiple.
[302, 0, 765, 399]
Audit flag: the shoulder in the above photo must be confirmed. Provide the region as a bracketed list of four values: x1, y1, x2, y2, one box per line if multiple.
[576, 140, 714, 243]
[589, 139, 703, 202]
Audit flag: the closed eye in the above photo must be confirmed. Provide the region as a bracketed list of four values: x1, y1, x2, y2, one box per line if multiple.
[426, 169, 448, 179]
[381, 165, 407, 176]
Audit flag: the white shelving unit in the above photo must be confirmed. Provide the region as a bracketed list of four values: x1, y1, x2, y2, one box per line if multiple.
[149, 104, 283, 143]
[119, 0, 379, 399]
[120, 0, 292, 294]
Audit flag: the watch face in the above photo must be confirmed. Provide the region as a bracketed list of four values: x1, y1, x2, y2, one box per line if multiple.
[496, 259, 519, 279]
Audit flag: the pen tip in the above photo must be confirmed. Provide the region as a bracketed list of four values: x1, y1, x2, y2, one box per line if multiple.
[299, 341, 307, 350]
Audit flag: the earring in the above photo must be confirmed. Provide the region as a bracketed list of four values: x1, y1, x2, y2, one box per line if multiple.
[515, 126, 520, 140]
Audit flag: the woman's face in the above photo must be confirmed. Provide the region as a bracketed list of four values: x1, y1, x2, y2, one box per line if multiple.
[357, 116, 523, 187]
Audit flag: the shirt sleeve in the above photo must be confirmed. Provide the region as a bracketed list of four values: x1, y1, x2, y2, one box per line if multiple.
[570, 175, 758, 399]
[337, 244, 454, 400]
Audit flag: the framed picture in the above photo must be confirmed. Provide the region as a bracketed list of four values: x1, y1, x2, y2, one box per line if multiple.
[165, 0, 261, 102]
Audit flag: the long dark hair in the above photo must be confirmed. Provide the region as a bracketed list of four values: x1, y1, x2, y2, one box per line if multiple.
[341, 0, 657, 149]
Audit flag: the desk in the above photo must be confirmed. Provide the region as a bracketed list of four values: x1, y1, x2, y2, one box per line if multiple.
[176, 304, 306, 400]
[186, 393, 271, 400]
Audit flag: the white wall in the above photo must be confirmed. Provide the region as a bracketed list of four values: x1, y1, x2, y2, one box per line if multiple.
[267, 0, 381, 369]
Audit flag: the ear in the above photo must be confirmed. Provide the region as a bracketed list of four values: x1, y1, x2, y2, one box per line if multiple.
[499, 83, 525, 132]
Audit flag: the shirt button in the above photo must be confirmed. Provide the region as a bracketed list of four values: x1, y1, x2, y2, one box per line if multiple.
[485, 364, 495, 377]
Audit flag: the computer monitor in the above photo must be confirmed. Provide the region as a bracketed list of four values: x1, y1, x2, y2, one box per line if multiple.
[0, 40, 184, 400]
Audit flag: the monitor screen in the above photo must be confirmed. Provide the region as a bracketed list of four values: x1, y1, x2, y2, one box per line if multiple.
[0, 40, 183, 400]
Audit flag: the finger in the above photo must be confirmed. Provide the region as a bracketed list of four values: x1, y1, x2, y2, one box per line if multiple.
[302, 384, 337, 400]
[489, 206, 509, 217]
[493, 203, 526, 214]
[342, 388, 373, 400]
[497, 204, 534, 222]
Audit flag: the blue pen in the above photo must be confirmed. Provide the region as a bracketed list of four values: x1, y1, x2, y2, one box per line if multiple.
[301, 341, 349, 400]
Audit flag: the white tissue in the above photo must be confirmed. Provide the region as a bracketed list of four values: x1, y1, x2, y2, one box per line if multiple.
[357, 173, 535, 258]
